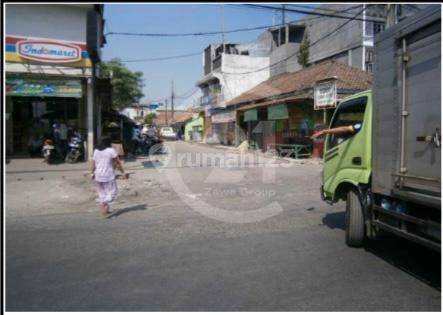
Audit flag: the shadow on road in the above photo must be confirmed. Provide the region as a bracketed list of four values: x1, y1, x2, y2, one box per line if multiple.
[322, 211, 346, 230]
[365, 239, 441, 290]
[142, 161, 163, 168]
[107, 204, 147, 219]
[321, 211, 441, 290]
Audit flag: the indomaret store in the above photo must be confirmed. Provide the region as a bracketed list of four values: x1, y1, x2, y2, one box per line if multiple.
[5, 35, 99, 158]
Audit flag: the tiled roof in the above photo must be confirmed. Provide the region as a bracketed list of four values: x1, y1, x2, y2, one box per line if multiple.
[227, 61, 373, 106]
[153, 110, 194, 126]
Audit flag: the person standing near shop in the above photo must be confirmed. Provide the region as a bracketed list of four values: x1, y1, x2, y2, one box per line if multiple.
[131, 125, 142, 156]
[59, 121, 68, 158]
[90, 136, 128, 216]
[52, 120, 61, 158]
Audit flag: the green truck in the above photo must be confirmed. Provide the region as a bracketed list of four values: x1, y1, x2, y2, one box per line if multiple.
[320, 6, 441, 251]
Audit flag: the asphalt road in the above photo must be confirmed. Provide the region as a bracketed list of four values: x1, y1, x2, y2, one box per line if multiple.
[6, 141, 441, 311]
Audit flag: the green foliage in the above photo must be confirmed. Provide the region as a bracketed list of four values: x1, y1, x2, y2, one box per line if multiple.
[297, 31, 310, 68]
[101, 58, 145, 110]
[144, 112, 157, 125]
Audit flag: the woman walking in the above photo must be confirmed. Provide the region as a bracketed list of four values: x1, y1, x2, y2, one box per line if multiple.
[90, 136, 127, 216]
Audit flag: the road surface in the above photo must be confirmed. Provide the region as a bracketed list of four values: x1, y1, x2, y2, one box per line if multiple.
[6, 141, 441, 311]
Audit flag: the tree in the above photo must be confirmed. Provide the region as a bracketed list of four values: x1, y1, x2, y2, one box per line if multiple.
[144, 112, 157, 125]
[101, 58, 145, 110]
[297, 31, 310, 68]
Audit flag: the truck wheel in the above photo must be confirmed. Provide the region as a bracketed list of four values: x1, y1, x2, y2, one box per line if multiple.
[345, 189, 365, 247]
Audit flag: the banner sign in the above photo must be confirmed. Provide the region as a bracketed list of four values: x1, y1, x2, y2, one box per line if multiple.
[211, 110, 236, 124]
[17, 40, 82, 63]
[6, 78, 83, 98]
[314, 81, 337, 109]
[148, 103, 160, 110]
[6, 36, 91, 67]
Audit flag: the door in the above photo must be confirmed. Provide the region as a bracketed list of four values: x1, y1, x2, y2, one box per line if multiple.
[322, 95, 371, 197]
[402, 25, 441, 194]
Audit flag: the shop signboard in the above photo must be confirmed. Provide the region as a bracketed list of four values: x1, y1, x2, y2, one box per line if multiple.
[16, 40, 82, 63]
[314, 81, 337, 109]
[244, 109, 258, 122]
[6, 78, 83, 98]
[268, 103, 289, 120]
[211, 110, 236, 124]
[149, 103, 160, 110]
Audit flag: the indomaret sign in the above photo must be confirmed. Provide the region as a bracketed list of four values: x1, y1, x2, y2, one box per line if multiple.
[17, 40, 81, 63]
[314, 80, 337, 110]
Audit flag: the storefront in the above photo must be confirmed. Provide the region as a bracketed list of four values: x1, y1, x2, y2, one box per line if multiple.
[5, 4, 105, 159]
[228, 61, 373, 156]
[239, 100, 319, 152]
[184, 115, 204, 142]
[6, 76, 87, 155]
[211, 109, 236, 145]
[5, 35, 97, 158]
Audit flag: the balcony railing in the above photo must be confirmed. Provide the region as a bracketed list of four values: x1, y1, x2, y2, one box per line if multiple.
[199, 93, 225, 107]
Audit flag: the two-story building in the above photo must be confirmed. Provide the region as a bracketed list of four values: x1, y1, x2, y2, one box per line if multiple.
[196, 32, 273, 143]
[5, 4, 106, 159]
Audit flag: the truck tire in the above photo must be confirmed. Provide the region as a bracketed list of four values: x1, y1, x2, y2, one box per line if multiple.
[345, 189, 365, 247]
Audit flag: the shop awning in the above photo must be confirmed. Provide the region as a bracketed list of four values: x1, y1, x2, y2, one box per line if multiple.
[6, 77, 83, 98]
[244, 109, 258, 122]
[211, 110, 236, 124]
[268, 103, 288, 120]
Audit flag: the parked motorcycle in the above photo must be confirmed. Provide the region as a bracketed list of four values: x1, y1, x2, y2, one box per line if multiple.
[42, 139, 56, 164]
[65, 131, 84, 163]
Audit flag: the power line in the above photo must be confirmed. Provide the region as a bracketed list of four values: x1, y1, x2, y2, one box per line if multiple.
[287, 4, 363, 15]
[105, 23, 280, 37]
[242, 4, 382, 23]
[105, 5, 381, 38]
[222, 5, 370, 76]
[176, 86, 199, 99]
[118, 51, 201, 63]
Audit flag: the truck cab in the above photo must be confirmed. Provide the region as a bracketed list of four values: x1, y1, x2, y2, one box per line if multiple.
[321, 90, 372, 204]
[319, 7, 441, 251]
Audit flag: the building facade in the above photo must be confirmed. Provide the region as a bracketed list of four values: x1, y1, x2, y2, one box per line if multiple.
[227, 61, 373, 156]
[195, 4, 430, 148]
[196, 32, 273, 143]
[5, 4, 106, 159]
[268, 4, 429, 76]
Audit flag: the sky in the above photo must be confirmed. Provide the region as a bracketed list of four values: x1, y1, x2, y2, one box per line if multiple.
[103, 4, 316, 109]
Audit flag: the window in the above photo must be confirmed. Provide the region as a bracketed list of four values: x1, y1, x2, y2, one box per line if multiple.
[326, 97, 367, 150]
[271, 27, 286, 47]
[365, 21, 385, 36]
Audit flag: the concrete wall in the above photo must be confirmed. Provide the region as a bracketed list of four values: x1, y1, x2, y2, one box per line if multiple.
[269, 42, 302, 77]
[351, 46, 363, 69]
[5, 4, 90, 43]
[301, 4, 364, 67]
[220, 53, 270, 103]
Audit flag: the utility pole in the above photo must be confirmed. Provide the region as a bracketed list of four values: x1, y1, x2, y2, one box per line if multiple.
[171, 80, 175, 123]
[165, 99, 168, 126]
[221, 4, 225, 54]
[282, 4, 286, 24]
[385, 4, 398, 29]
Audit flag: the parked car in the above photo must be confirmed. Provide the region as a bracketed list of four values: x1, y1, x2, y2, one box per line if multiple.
[159, 127, 177, 140]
